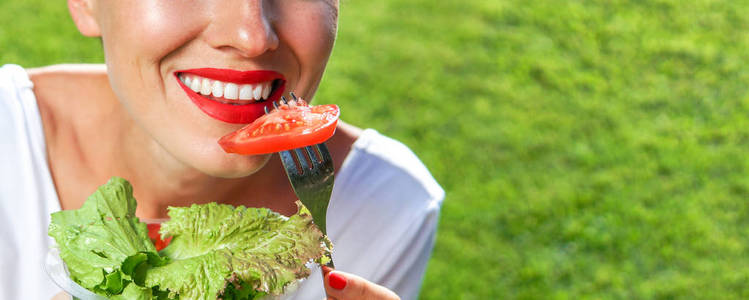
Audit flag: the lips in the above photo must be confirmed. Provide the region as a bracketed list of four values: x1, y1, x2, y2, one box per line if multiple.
[175, 68, 286, 124]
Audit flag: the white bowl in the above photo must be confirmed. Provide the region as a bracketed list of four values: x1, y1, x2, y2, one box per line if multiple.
[45, 247, 283, 300]
[44, 247, 107, 300]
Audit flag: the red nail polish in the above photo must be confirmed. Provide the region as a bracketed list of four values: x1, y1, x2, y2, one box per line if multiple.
[329, 272, 347, 290]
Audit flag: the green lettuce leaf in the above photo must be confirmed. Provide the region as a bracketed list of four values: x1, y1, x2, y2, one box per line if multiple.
[145, 202, 332, 300]
[49, 177, 332, 300]
[110, 283, 154, 300]
[48, 177, 166, 297]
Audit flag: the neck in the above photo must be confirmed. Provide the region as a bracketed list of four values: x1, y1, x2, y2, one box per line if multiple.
[35, 65, 298, 219]
[104, 110, 296, 219]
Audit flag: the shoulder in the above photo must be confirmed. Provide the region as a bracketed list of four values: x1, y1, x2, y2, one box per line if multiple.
[0, 64, 31, 87]
[25, 64, 111, 149]
[0, 64, 33, 105]
[326, 127, 444, 284]
[0, 64, 37, 132]
[0, 67, 60, 293]
[27, 64, 108, 113]
[0, 64, 30, 84]
[25, 63, 109, 125]
[27, 64, 109, 105]
[332, 127, 444, 216]
[26, 63, 107, 77]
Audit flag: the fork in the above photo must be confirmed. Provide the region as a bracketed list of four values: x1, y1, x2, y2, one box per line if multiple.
[267, 93, 336, 270]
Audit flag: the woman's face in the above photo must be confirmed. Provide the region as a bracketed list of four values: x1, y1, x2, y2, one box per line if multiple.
[76, 0, 338, 177]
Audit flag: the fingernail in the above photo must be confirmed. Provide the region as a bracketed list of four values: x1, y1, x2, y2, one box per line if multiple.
[329, 272, 347, 290]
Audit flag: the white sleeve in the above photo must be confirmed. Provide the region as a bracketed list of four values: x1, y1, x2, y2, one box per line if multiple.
[0, 64, 63, 299]
[326, 129, 445, 300]
[376, 194, 442, 300]
[279, 129, 444, 300]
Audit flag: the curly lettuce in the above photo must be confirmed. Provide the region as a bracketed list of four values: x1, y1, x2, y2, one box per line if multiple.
[48, 177, 166, 297]
[49, 177, 332, 300]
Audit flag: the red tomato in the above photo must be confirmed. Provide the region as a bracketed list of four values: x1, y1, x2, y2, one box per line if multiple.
[146, 223, 172, 251]
[218, 101, 340, 155]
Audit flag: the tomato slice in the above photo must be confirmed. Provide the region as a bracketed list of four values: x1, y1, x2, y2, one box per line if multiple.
[218, 100, 340, 155]
[146, 223, 172, 251]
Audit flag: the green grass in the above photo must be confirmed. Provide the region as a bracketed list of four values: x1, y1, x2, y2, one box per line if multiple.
[4, 0, 749, 299]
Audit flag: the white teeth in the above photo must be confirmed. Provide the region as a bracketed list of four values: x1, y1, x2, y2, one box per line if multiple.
[224, 83, 238, 99]
[239, 84, 254, 100]
[181, 73, 275, 102]
[189, 77, 201, 92]
[211, 80, 223, 97]
[201, 79, 213, 95]
[252, 84, 262, 100]
[262, 82, 271, 99]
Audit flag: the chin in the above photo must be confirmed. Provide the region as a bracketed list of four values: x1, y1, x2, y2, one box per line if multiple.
[192, 152, 273, 179]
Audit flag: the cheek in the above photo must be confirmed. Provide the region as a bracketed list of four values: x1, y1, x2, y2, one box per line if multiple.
[99, 1, 209, 68]
[98, 1, 210, 115]
[277, 3, 338, 68]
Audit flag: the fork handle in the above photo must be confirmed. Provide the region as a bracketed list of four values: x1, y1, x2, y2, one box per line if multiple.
[321, 253, 335, 295]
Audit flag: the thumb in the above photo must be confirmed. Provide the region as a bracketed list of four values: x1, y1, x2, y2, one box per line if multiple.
[322, 267, 400, 300]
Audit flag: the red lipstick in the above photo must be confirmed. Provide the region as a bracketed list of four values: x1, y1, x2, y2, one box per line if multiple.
[175, 68, 286, 124]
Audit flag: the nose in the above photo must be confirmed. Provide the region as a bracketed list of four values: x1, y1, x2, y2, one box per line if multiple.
[204, 1, 280, 58]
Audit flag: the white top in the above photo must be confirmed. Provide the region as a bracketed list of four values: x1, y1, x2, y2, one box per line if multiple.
[0, 64, 445, 300]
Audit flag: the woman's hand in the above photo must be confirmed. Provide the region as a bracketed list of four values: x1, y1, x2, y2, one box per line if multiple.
[322, 266, 401, 300]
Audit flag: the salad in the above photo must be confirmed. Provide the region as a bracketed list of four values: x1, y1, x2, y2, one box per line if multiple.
[48, 177, 332, 300]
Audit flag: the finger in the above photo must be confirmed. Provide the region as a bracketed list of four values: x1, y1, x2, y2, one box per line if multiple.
[51, 291, 70, 300]
[324, 269, 400, 300]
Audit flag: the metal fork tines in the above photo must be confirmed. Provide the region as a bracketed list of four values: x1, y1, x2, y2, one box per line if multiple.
[271, 94, 335, 269]
[279, 144, 334, 237]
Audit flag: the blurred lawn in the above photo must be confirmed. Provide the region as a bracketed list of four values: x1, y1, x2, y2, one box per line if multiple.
[4, 0, 749, 299]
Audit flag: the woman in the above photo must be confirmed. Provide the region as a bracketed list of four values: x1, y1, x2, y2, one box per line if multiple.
[0, 0, 444, 299]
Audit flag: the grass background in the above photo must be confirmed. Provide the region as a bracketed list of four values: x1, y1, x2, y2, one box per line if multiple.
[3, 0, 749, 299]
